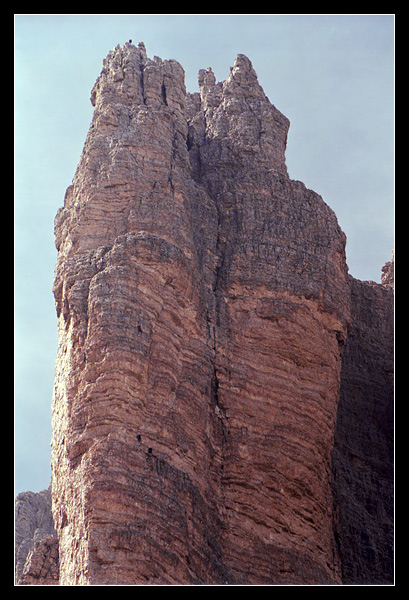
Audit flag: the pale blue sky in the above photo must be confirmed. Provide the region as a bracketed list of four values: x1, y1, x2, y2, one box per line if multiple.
[14, 14, 394, 494]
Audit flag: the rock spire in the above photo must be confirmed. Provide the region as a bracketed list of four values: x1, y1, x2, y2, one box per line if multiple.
[28, 42, 393, 585]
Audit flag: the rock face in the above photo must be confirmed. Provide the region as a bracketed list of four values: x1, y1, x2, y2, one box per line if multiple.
[15, 487, 58, 584]
[48, 42, 393, 585]
[332, 276, 394, 583]
[18, 534, 59, 585]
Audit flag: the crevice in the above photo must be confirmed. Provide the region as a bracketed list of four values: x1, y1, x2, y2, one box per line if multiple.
[140, 61, 146, 106]
[186, 128, 193, 152]
[211, 366, 220, 408]
[212, 205, 224, 294]
[161, 81, 168, 106]
[211, 366, 228, 444]
[209, 195, 228, 447]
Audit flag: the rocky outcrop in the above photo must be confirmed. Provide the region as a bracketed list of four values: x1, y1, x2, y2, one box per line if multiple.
[18, 534, 59, 585]
[381, 250, 394, 289]
[15, 486, 57, 584]
[46, 42, 393, 585]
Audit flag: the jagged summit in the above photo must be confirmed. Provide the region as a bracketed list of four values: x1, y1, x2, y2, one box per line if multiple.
[381, 249, 394, 289]
[229, 53, 262, 87]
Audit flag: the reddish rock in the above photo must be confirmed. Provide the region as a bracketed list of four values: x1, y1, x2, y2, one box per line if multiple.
[47, 42, 393, 585]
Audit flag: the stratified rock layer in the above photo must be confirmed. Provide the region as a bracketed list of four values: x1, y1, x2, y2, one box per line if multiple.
[50, 42, 393, 585]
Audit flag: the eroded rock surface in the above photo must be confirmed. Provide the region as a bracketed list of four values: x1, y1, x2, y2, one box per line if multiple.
[45, 42, 393, 585]
[15, 486, 57, 584]
[18, 534, 59, 585]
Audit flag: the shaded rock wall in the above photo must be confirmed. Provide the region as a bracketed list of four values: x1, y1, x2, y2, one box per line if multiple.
[332, 275, 394, 584]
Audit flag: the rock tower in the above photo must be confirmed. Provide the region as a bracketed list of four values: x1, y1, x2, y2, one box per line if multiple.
[42, 42, 393, 585]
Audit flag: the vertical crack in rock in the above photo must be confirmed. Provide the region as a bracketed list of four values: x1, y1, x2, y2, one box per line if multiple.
[212, 205, 224, 294]
[161, 81, 168, 106]
[47, 42, 394, 586]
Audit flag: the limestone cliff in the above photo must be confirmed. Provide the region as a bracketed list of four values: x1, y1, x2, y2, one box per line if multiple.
[20, 42, 393, 585]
